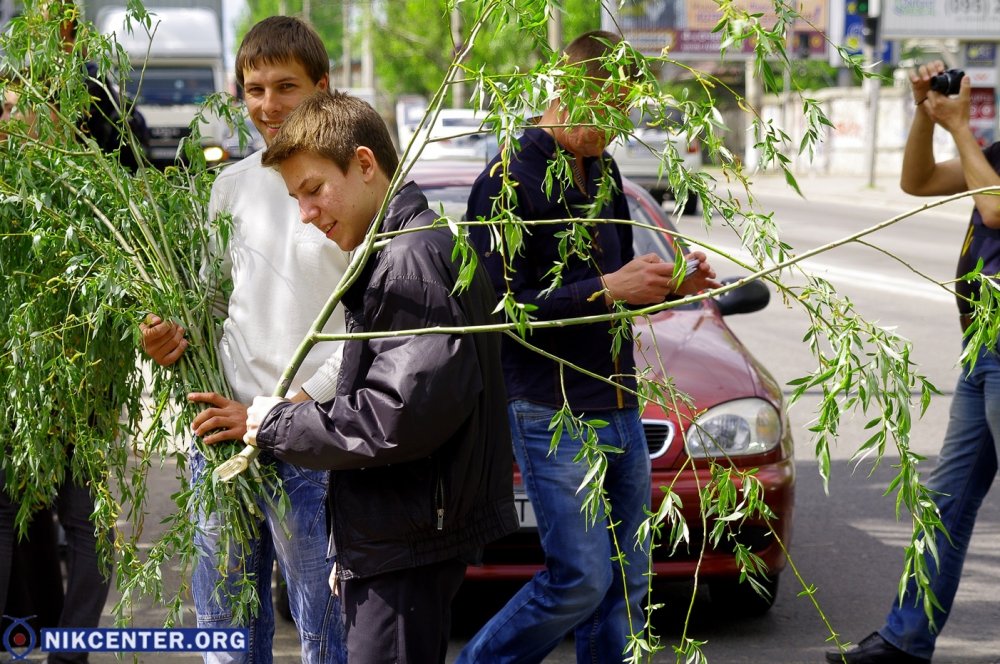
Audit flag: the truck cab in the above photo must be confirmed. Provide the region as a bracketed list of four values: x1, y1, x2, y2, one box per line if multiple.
[95, 6, 226, 168]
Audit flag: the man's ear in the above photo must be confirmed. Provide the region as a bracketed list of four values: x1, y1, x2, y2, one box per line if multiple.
[356, 146, 378, 180]
[316, 74, 330, 91]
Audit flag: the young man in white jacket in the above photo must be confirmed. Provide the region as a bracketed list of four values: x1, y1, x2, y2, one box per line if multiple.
[140, 17, 348, 664]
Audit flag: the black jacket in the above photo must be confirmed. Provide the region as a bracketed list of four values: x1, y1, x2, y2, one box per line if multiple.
[466, 127, 638, 411]
[255, 182, 517, 579]
[81, 62, 150, 172]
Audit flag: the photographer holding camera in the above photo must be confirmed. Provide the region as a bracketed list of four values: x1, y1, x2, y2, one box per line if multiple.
[825, 61, 1000, 664]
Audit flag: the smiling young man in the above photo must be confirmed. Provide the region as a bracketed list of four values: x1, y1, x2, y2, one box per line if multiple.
[242, 91, 518, 664]
[139, 17, 348, 664]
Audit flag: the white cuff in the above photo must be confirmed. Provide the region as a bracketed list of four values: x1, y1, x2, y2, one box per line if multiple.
[243, 396, 288, 447]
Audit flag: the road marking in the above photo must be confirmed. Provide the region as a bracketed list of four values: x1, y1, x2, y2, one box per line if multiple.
[693, 245, 954, 303]
[797, 259, 953, 303]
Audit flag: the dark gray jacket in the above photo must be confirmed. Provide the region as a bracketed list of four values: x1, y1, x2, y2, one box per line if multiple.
[255, 182, 517, 579]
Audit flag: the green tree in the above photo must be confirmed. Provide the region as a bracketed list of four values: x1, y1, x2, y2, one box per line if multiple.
[371, 0, 600, 100]
[236, 0, 599, 102]
[236, 0, 344, 66]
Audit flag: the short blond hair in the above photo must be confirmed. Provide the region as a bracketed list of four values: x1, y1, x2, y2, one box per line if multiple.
[261, 90, 399, 176]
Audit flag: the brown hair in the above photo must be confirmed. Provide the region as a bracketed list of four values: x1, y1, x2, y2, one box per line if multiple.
[261, 90, 399, 176]
[563, 29, 636, 82]
[235, 16, 329, 90]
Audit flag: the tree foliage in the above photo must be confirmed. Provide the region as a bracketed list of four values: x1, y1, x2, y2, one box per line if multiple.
[0, 0, 279, 625]
[235, 0, 345, 66]
[237, 0, 599, 100]
[370, 0, 600, 99]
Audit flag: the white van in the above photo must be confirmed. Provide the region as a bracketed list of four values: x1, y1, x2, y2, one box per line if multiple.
[95, 6, 226, 167]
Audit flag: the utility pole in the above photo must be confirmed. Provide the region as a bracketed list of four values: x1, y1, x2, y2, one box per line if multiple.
[547, 0, 562, 52]
[342, 0, 352, 89]
[744, 59, 763, 170]
[361, 0, 373, 92]
[450, 7, 464, 108]
[861, 0, 882, 188]
[782, 24, 793, 134]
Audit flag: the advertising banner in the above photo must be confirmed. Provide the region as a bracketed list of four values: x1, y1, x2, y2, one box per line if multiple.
[613, 0, 829, 59]
[965, 43, 998, 147]
[882, 0, 1000, 39]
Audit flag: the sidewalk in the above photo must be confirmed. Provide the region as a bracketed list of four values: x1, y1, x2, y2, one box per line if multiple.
[724, 167, 973, 221]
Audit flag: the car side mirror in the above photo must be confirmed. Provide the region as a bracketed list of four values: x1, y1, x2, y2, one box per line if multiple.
[714, 277, 770, 316]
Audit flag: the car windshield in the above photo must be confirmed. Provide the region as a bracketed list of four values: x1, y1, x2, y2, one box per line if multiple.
[418, 181, 677, 263]
[626, 193, 676, 261]
[438, 116, 483, 130]
[124, 66, 215, 106]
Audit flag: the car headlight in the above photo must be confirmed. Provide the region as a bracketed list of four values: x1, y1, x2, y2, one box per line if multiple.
[202, 145, 226, 163]
[685, 398, 781, 458]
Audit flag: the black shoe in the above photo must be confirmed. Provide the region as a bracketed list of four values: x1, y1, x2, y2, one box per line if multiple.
[824, 632, 930, 664]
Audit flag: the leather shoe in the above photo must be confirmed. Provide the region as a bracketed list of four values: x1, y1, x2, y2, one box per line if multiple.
[825, 632, 930, 663]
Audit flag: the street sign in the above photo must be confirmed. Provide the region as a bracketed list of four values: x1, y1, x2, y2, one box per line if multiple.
[882, 0, 1000, 39]
[829, 0, 894, 66]
[846, 13, 893, 60]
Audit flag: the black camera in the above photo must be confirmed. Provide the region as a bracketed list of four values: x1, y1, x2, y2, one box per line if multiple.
[929, 69, 965, 96]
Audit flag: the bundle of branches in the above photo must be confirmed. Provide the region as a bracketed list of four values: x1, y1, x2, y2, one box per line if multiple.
[0, 2, 271, 624]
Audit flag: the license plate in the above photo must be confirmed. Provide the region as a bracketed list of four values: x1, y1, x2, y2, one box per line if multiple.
[513, 490, 537, 529]
[150, 147, 178, 160]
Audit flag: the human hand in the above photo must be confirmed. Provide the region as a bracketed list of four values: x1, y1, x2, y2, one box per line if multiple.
[244, 396, 289, 447]
[673, 250, 722, 296]
[603, 254, 676, 305]
[910, 60, 947, 110]
[188, 392, 249, 445]
[140, 314, 187, 366]
[924, 74, 971, 134]
[603, 253, 720, 304]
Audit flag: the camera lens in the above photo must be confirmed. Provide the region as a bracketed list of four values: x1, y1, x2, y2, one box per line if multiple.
[929, 69, 964, 96]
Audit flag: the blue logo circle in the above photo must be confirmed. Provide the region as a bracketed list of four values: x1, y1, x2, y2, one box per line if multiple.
[2, 616, 37, 661]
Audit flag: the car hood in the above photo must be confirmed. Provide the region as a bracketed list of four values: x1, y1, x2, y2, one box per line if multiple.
[634, 304, 779, 414]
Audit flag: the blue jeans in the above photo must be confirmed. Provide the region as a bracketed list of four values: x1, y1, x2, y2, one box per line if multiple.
[458, 401, 651, 664]
[879, 345, 1000, 659]
[191, 451, 347, 664]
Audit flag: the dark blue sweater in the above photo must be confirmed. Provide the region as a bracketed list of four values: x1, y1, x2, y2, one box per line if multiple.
[466, 127, 638, 412]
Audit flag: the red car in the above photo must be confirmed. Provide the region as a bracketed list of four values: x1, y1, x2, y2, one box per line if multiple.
[407, 160, 795, 617]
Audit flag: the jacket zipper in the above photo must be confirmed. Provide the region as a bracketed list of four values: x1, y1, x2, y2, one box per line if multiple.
[435, 475, 445, 531]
